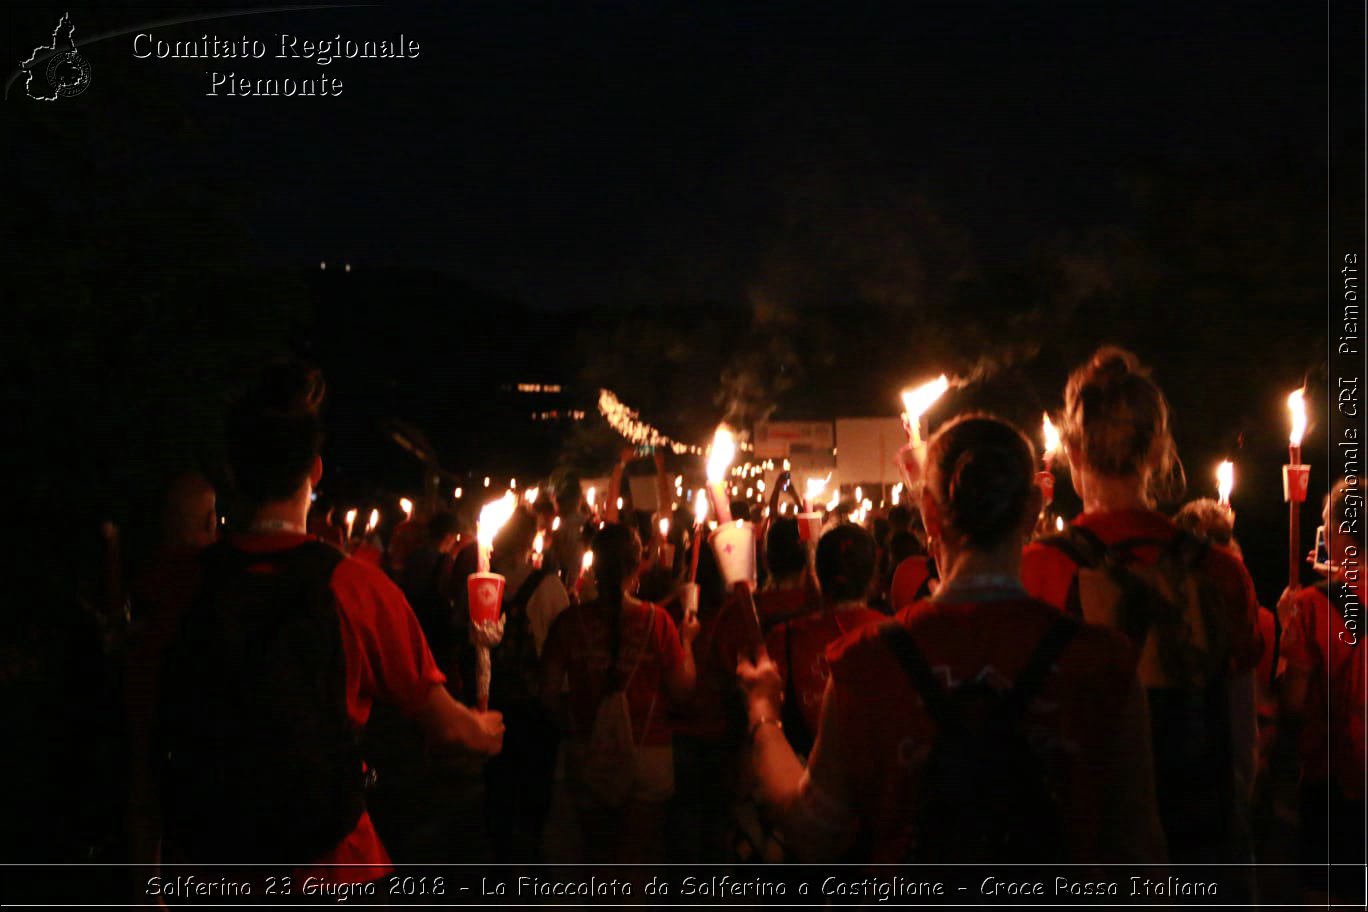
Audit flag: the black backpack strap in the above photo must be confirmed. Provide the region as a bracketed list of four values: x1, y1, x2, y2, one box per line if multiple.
[1040, 526, 1110, 570]
[998, 618, 1077, 722]
[507, 567, 550, 615]
[913, 559, 940, 601]
[879, 622, 956, 729]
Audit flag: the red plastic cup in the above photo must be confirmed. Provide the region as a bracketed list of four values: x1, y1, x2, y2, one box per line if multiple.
[467, 572, 506, 626]
[1283, 464, 1310, 503]
[797, 512, 823, 543]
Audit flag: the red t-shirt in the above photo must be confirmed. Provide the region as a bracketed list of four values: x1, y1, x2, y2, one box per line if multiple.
[1281, 583, 1367, 799]
[131, 532, 447, 884]
[755, 582, 818, 632]
[889, 556, 937, 614]
[1021, 508, 1260, 674]
[670, 592, 758, 740]
[544, 599, 683, 746]
[826, 597, 1137, 863]
[767, 605, 885, 737]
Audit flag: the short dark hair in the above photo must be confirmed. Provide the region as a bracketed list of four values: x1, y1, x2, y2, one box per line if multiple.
[226, 360, 325, 505]
[766, 518, 808, 580]
[427, 511, 459, 542]
[816, 524, 876, 602]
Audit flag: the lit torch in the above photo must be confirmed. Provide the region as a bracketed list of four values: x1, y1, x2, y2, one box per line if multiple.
[1041, 413, 1061, 471]
[365, 508, 380, 535]
[532, 531, 545, 568]
[344, 508, 357, 543]
[804, 474, 830, 513]
[399, 497, 414, 522]
[476, 492, 518, 573]
[1217, 460, 1235, 510]
[900, 375, 950, 448]
[689, 488, 708, 582]
[470, 491, 518, 710]
[1037, 412, 1061, 507]
[657, 516, 674, 569]
[706, 425, 738, 523]
[1284, 388, 1310, 588]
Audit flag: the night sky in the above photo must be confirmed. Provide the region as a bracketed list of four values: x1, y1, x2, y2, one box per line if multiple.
[11, 0, 1324, 309]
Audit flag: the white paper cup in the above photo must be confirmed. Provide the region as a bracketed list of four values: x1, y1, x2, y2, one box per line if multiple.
[711, 521, 757, 587]
[467, 572, 506, 626]
[796, 512, 823, 543]
[679, 582, 700, 621]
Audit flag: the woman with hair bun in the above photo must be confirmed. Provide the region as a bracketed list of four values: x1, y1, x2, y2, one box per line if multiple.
[1022, 346, 1261, 866]
[739, 414, 1163, 864]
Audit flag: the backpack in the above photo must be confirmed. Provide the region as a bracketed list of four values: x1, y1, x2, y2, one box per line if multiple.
[578, 606, 657, 807]
[1042, 525, 1235, 858]
[881, 617, 1077, 864]
[488, 567, 550, 709]
[155, 541, 364, 864]
[780, 623, 815, 757]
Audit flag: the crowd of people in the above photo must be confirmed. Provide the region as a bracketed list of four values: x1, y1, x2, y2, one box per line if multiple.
[114, 346, 1360, 903]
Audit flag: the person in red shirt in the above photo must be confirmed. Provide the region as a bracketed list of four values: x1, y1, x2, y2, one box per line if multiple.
[1279, 482, 1366, 903]
[739, 414, 1164, 864]
[666, 544, 758, 862]
[766, 524, 885, 755]
[540, 522, 700, 863]
[754, 517, 819, 631]
[127, 361, 504, 891]
[1020, 347, 1259, 866]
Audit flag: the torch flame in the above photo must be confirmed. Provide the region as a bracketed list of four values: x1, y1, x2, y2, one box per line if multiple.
[692, 488, 709, 526]
[477, 491, 518, 553]
[532, 531, 544, 556]
[366, 508, 380, 534]
[805, 474, 831, 504]
[891, 482, 904, 506]
[826, 490, 840, 512]
[1217, 460, 1234, 505]
[1055, 516, 1065, 533]
[586, 487, 597, 508]
[581, 550, 594, 572]
[399, 497, 414, 520]
[1042, 413, 1061, 458]
[659, 517, 670, 538]
[1288, 388, 1307, 447]
[344, 508, 358, 536]
[551, 516, 562, 532]
[900, 375, 951, 423]
[524, 486, 540, 505]
[706, 425, 738, 484]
